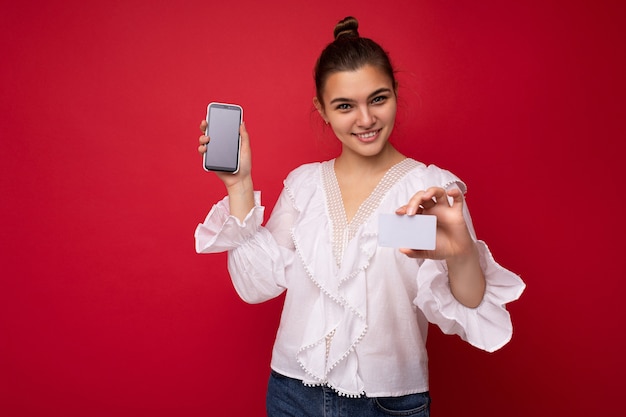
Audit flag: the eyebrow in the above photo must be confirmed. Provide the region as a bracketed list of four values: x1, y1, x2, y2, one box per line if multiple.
[329, 87, 393, 105]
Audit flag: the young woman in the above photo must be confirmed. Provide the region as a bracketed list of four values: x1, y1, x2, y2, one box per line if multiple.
[195, 16, 524, 417]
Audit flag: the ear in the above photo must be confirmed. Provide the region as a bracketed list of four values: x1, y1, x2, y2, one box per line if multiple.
[313, 97, 329, 124]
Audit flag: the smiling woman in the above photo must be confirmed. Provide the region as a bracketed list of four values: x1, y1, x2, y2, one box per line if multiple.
[195, 15, 524, 416]
[314, 65, 400, 163]
[3, 1, 623, 416]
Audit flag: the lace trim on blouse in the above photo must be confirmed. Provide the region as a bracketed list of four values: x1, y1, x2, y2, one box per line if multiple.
[321, 158, 421, 267]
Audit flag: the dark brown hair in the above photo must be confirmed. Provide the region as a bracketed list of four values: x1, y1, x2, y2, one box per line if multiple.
[314, 16, 397, 107]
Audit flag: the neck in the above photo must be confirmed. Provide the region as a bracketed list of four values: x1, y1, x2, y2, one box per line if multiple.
[335, 143, 405, 176]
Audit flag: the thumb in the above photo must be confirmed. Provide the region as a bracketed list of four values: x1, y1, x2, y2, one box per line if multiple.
[446, 187, 464, 207]
[240, 121, 251, 147]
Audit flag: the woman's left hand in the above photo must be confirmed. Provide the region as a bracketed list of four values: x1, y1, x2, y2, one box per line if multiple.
[395, 186, 475, 260]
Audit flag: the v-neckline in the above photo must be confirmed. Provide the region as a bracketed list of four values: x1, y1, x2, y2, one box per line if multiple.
[321, 158, 419, 266]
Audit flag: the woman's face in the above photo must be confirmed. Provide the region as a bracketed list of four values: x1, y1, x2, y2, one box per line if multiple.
[316, 65, 397, 159]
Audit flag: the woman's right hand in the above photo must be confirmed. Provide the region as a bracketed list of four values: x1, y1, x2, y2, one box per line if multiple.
[198, 119, 255, 221]
[198, 119, 253, 188]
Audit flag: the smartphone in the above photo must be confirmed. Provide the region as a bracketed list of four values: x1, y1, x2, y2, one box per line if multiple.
[378, 213, 437, 250]
[203, 102, 243, 173]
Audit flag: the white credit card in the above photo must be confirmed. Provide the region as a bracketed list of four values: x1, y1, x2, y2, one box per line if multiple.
[378, 213, 437, 250]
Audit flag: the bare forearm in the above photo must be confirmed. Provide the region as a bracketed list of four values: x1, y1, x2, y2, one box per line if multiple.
[446, 243, 486, 308]
[226, 176, 255, 222]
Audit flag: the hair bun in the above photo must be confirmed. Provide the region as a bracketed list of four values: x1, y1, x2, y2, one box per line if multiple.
[333, 16, 359, 40]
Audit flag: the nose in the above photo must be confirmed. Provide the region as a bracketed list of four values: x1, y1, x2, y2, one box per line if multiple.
[356, 106, 375, 128]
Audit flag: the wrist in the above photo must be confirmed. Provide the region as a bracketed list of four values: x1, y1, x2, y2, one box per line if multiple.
[225, 176, 255, 222]
[445, 240, 481, 274]
[226, 176, 254, 197]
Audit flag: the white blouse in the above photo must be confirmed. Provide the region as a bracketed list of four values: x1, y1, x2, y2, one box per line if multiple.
[195, 159, 525, 398]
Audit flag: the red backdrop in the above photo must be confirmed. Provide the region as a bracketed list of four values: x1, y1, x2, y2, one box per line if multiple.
[1, 1, 624, 415]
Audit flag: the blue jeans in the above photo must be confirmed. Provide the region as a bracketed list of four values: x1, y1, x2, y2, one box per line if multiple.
[266, 370, 430, 417]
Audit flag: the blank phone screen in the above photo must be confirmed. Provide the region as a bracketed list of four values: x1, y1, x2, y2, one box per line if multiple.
[204, 104, 241, 172]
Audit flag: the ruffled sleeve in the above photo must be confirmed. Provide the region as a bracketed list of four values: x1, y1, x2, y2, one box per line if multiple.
[409, 164, 525, 352]
[194, 191, 288, 304]
[415, 241, 525, 352]
[194, 192, 265, 253]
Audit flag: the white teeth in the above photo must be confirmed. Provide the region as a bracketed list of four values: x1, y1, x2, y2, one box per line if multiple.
[357, 131, 377, 139]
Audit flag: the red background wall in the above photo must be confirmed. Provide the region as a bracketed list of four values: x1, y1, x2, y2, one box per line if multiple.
[1, 1, 624, 415]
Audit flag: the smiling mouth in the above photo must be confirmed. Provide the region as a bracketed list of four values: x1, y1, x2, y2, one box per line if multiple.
[354, 129, 381, 140]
